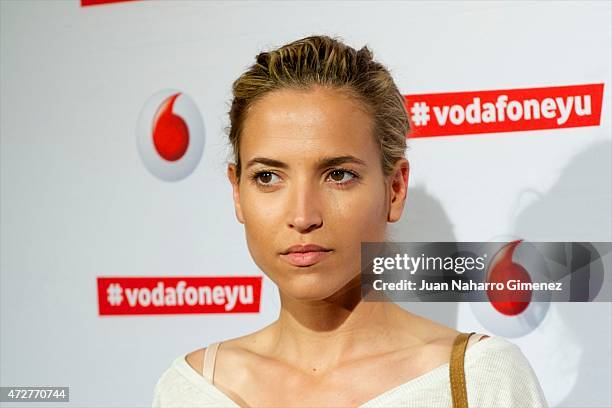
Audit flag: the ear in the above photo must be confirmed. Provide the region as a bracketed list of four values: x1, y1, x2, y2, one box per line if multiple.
[387, 158, 409, 223]
[227, 163, 245, 224]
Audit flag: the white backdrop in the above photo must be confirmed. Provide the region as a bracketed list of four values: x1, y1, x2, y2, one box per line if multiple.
[1, 1, 610, 407]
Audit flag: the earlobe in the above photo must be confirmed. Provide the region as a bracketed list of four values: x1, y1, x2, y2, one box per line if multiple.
[227, 164, 245, 224]
[387, 159, 409, 223]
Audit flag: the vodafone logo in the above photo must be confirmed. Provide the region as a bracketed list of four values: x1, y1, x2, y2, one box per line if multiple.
[136, 90, 205, 181]
[97, 276, 263, 315]
[470, 240, 552, 337]
[405, 83, 604, 138]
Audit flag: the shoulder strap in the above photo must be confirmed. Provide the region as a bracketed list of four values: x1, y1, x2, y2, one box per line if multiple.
[203, 342, 220, 384]
[449, 332, 474, 408]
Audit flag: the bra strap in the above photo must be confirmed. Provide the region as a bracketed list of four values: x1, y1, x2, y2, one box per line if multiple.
[450, 332, 474, 408]
[203, 342, 220, 384]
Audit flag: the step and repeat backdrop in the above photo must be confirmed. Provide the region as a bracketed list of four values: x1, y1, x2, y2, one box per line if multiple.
[1, 1, 610, 407]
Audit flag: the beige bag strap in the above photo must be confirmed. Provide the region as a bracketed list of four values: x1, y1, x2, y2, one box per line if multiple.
[203, 342, 220, 384]
[450, 332, 473, 408]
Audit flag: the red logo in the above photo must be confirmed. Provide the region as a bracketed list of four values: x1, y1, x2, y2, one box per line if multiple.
[486, 240, 533, 316]
[81, 0, 141, 6]
[405, 83, 604, 138]
[97, 276, 262, 315]
[136, 90, 205, 181]
[471, 239, 551, 337]
[151, 93, 190, 161]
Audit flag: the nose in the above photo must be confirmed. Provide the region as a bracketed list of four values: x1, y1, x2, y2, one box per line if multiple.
[286, 178, 323, 233]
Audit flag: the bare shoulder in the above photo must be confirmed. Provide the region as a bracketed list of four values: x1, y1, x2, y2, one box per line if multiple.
[183, 331, 268, 375]
[185, 347, 205, 374]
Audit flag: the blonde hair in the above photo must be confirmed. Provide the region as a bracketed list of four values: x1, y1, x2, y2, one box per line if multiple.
[226, 34, 409, 181]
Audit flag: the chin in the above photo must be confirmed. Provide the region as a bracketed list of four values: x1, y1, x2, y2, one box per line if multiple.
[275, 270, 357, 301]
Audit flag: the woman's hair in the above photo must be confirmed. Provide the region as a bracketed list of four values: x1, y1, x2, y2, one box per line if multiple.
[225, 34, 409, 182]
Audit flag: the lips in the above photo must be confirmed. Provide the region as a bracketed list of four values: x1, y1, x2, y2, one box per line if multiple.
[280, 244, 332, 267]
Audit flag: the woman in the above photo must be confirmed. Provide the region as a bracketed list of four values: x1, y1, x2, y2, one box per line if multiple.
[152, 35, 548, 408]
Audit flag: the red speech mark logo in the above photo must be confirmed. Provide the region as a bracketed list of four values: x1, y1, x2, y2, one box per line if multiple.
[471, 238, 551, 337]
[152, 94, 190, 161]
[486, 240, 533, 315]
[136, 90, 205, 181]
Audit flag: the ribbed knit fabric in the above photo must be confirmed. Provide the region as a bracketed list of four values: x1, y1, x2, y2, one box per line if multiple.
[152, 335, 548, 408]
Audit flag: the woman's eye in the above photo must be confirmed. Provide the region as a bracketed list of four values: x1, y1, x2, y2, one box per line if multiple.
[255, 171, 280, 185]
[328, 169, 355, 184]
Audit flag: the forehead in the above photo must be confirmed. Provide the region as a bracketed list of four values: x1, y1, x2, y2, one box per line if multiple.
[240, 86, 377, 161]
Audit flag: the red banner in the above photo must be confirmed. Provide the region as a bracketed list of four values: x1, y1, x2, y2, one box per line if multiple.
[405, 83, 604, 138]
[97, 276, 262, 315]
[81, 0, 141, 7]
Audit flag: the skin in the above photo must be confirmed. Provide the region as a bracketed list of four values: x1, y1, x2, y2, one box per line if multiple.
[186, 85, 487, 407]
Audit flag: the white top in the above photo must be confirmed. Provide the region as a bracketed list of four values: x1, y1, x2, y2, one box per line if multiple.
[152, 335, 548, 407]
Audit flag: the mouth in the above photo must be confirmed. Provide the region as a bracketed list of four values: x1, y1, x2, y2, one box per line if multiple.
[279, 250, 333, 267]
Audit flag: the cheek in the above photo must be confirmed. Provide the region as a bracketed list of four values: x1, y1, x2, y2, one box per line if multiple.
[240, 187, 281, 225]
[239, 189, 282, 261]
[325, 186, 388, 259]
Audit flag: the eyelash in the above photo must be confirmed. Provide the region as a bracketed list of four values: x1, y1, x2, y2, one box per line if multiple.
[249, 168, 360, 189]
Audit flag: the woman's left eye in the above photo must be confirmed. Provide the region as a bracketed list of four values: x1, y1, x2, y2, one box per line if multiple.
[327, 169, 356, 184]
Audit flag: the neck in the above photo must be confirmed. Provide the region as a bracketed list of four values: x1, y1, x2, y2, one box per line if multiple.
[268, 275, 416, 374]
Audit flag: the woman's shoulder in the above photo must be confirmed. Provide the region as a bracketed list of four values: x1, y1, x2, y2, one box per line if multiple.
[152, 343, 244, 408]
[464, 334, 533, 369]
[465, 334, 530, 362]
[184, 347, 206, 375]
[464, 335, 549, 407]
[184, 332, 263, 375]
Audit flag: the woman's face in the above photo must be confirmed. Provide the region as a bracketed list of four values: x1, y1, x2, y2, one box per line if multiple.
[228, 86, 408, 301]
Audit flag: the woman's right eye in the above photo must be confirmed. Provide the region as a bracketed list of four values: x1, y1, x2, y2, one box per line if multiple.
[254, 171, 280, 185]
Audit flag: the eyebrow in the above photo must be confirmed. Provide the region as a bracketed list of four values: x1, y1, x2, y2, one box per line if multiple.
[245, 155, 368, 170]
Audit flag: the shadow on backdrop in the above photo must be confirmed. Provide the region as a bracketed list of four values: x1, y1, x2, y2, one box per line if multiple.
[512, 139, 612, 408]
[387, 185, 459, 330]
